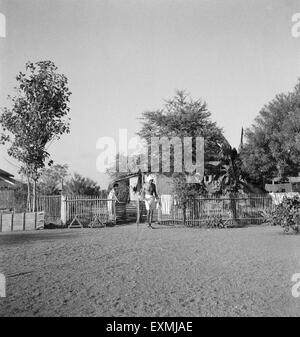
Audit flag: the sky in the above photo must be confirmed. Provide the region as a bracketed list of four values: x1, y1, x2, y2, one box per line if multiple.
[0, 0, 300, 188]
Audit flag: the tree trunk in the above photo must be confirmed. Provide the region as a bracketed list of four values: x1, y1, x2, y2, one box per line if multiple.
[277, 162, 285, 181]
[32, 179, 37, 212]
[26, 173, 31, 212]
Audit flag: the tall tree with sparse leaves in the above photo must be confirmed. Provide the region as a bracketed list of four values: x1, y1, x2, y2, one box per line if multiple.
[0, 61, 71, 210]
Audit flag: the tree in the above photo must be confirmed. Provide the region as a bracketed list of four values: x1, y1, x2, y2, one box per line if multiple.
[138, 90, 225, 178]
[106, 153, 142, 181]
[137, 90, 226, 221]
[65, 173, 101, 196]
[0, 61, 71, 210]
[241, 79, 300, 185]
[37, 164, 69, 195]
[138, 90, 225, 168]
[208, 141, 244, 194]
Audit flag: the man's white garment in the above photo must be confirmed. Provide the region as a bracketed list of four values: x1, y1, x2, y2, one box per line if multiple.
[160, 195, 173, 215]
[107, 189, 117, 220]
[144, 195, 156, 211]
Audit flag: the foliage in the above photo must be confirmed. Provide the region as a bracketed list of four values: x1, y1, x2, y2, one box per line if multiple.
[240, 79, 300, 185]
[0, 61, 71, 177]
[106, 153, 142, 181]
[203, 215, 228, 229]
[263, 196, 300, 234]
[172, 173, 206, 206]
[0, 60, 71, 209]
[13, 181, 28, 212]
[65, 173, 101, 196]
[205, 141, 245, 194]
[137, 90, 226, 202]
[138, 90, 225, 168]
[37, 164, 69, 195]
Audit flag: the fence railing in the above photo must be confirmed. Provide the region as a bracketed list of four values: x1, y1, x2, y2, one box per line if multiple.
[155, 194, 273, 226]
[0, 191, 276, 228]
[63, 195, 117, 226]
[35, 195, 61, 215]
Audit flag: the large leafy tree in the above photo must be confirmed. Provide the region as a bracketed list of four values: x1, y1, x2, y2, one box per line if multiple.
[241, 79, 300, 185]
[138, 90, 225, 168]
[0, 61, 71, 210]
[137, 90, 226, 207]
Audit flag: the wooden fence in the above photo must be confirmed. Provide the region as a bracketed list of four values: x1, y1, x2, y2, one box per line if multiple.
[35, 195, 61, 224]
[62, 196, 139, 227]
[137, 194, 273, 226]
[185, 194, 273, 226]
[0, 191, 276, 229]
[62, 194, 274, 227]
[63, 195, 115, 227]
[0, 211, 45, 232]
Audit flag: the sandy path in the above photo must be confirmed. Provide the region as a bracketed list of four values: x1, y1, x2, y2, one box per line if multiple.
[1, 224, 300, 316]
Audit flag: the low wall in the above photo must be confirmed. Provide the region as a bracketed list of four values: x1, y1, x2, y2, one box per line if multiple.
[0, 211, 45, 232]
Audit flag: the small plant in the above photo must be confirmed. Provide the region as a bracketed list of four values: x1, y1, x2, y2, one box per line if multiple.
[264, 196, 300, 234]
[204, 215, 228, 229]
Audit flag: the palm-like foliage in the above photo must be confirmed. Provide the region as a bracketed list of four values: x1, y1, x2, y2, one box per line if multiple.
[204, 139, 244, 195]
[65, 173, 100, 196]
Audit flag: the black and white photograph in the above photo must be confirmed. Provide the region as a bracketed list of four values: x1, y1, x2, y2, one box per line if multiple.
[0, 0, 300, 322]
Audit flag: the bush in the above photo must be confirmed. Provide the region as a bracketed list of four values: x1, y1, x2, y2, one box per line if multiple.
[204, 215, 228, 229]
[263, 196, 300, 234]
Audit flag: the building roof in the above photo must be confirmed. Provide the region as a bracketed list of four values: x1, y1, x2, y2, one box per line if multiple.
[0, 168, 14, 178]
[0, 168, 17, 188]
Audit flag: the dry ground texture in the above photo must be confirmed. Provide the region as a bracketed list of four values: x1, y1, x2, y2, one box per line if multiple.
[1, 224, 300, 317]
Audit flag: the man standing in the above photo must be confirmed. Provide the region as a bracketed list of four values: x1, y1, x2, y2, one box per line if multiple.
[142, 177, 158, 228]
[108, 183, 120, 223]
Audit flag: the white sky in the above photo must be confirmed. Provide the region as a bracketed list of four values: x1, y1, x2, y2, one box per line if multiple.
[0, 0, 300, 188]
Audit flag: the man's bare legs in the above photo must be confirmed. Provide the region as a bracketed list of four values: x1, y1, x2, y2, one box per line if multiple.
[147, 209, 153, 228]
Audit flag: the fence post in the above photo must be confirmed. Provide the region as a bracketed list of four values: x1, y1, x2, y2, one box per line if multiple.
[114, 200, 117, 224]
[11, 211, 14, 232]
[34, 211, 37, 229]
[0, 212, 2, 232]
[136, 200, 140, 224]
[23, 212, 26, 231]
[61, 195, 67, 226]
[158, 200, 162, 224]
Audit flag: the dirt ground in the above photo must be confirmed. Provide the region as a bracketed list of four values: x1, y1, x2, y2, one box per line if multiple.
[1, 224, 300, 317]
